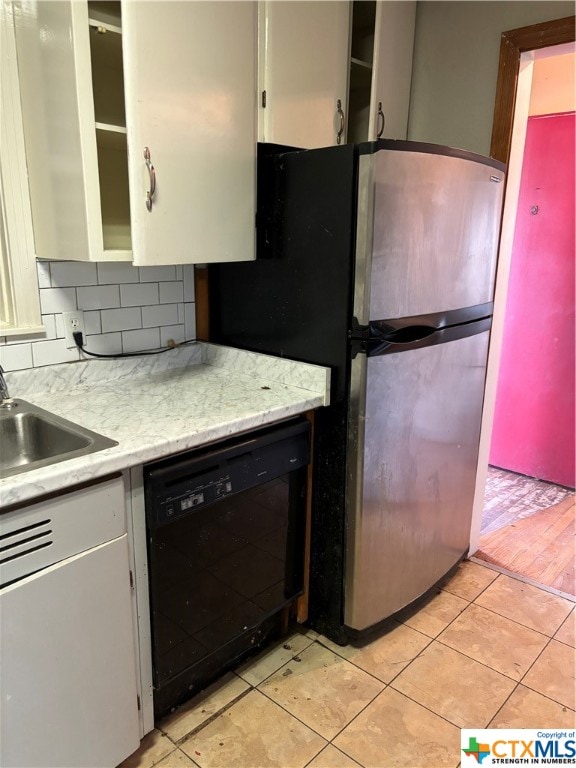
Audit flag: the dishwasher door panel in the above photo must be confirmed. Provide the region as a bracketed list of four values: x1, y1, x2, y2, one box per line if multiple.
[144, 417, 310, 717]
[149, 475, 302, 687]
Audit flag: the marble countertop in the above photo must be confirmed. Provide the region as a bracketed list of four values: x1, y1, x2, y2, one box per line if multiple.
[1, 343, 331, 508]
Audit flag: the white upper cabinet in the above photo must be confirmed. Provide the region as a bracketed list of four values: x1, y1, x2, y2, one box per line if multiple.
[259, 1, 351, 149]
[13, 0, 257, 265]
[348, 1, 416, 143]
[13, 1, 104, 262]
[122, 2, 257, 266]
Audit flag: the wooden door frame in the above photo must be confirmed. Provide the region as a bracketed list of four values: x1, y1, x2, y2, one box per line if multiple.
[490, 15, 575, 164]
[470, 14, 575, 556]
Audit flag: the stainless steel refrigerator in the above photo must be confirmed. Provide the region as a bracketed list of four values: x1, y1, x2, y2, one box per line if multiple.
[209, 140, 505, 642]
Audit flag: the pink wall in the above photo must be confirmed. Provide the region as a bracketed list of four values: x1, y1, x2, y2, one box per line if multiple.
[490, 112, 575, 488]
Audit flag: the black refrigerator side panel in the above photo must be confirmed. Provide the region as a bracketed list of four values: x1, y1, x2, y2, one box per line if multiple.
[209, 142, 357, 640]
[209, 142, 357, 403]
[309, 399, 350, 642]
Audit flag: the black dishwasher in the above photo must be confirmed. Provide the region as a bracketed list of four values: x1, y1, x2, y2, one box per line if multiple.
[144, 417, 310, 716]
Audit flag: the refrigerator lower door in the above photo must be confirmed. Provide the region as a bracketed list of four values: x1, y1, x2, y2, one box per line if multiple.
[345, 330, 490, 632]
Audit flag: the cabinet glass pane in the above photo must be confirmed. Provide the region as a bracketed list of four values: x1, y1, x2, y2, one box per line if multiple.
[96, 129, 131, 251]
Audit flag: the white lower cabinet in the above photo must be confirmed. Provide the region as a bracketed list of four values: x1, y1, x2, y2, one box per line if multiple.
[0, 477, 140, 768]
[259, 1, 351, 149]
[14, 0, 257, 265]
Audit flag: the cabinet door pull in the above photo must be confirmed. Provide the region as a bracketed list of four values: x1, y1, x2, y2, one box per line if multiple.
[336, 99, 345, 145]
[144, 147, 156, 212]
[377, 102, 385, 139]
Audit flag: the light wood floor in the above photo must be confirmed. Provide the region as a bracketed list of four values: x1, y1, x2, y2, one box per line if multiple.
[477, 489, 575, 597]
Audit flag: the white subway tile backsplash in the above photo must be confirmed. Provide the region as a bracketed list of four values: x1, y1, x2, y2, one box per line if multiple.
[84, 311, 102, 336]
[120, 283, 159, 307]
[32, 339, 80, 368]
[55, 314, 65, 339]
[160, 325, 186, 346]
[51, 261, 98, 287]
[40, 287, 77, 315]
[36, 261, 52, 289]
[142, 303, 179, 328]
[3, 260, 196, 371]
[101, 307, 142, 333]
[40, 315, 57, 340]
[0, 343, 33, 371]
[77, 285, 120, 311]
[122, 327, 160, 354]
[139, 266, 176, 282]
[82, 332, 123, 356]
[97, 263, 140, 285]
[183, 265, 196, 302]
[184, 302, 196, 341]
[159, 281, 184, 304]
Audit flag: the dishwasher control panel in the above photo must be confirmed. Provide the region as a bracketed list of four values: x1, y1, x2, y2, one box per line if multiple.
[163, 476, 233, 520]
[144, 418, 310, 528]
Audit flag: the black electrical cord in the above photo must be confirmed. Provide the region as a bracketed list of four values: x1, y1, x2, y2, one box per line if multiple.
[73, 331, 194, 359]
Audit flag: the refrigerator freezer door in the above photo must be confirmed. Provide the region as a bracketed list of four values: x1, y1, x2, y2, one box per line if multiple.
[361, 148, 504, 321]
[345, 330, 490, 631]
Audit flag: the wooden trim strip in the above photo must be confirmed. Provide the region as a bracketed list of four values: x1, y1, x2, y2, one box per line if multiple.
[490, 16, 575, 164]
[194, 266, 210, 341]
[296, 410, 315, 624]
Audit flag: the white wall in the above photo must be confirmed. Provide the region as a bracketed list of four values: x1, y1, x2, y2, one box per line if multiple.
[0, 262, 196, 371]
[408, 1, 574, 155]
[530, 50, 576, 114]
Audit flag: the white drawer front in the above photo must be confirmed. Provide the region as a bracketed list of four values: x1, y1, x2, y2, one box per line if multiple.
[0, 476, 125, 586]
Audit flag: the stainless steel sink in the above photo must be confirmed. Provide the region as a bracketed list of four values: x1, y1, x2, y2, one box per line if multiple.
[0, 399, 118, 479]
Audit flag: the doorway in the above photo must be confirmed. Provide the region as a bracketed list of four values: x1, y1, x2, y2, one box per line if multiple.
[468, 17, 576, 597]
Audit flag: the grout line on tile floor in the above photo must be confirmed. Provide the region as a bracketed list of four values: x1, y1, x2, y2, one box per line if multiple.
[431, 633, 549, 686]
[323, 741, 367, 768]
[466, 597, 569, 638]
[519, 679, 576, 713]
[313, 626, 498, 741]
[301, 744, 362, 768]
[440, 563, 500, 603]
[302, 743, 337, 768]
[469, 556, 576, 602]
[313, 626, 436, 690]
[158, 685, 253, 747]
[487, 681, 522, 729]
[488, 678, 575, 728]
[253, 640, 387, 743]
[156, 629, 317, 747]
[468, 593, 559, 635]
[553, 634, 576, 650]
[513, 634, 556, 690]
[327, 674, 467, 751]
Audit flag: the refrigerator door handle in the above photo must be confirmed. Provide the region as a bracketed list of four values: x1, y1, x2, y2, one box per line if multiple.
[366, 316, 492, 357]
[351, 321, 442, 356]
[370, 324, 437, 344]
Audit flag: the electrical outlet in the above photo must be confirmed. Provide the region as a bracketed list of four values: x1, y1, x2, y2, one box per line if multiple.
[63, 310, 86, 349]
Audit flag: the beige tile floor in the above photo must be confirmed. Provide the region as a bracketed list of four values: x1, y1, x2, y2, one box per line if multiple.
[120, 561, 576, 768]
